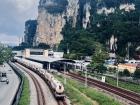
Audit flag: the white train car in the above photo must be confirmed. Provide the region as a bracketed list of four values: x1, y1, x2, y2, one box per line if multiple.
[51, 78, 64, 95]
[14, 57, 65, 99]
[44, 72, 65, 98]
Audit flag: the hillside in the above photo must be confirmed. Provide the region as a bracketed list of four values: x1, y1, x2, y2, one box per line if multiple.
[20, 0, 140, 59]
[58, 0, 140, 59]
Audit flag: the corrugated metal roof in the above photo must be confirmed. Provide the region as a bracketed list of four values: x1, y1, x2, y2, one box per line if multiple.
[27, 55, 64, 63]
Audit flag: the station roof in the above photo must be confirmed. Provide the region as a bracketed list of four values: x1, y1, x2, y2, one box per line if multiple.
[26, 55, 76, 63]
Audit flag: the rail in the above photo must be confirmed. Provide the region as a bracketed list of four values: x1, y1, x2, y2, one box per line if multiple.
[67, 72, 140, 105]
[16, 63, 46, 105]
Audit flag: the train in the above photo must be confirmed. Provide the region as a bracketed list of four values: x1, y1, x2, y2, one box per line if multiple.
[13, 57, 65, 99]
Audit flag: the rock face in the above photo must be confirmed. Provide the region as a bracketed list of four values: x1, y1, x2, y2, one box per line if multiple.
[34, 0, 136, 49]
[34, 0, 91, 47]
[24, 20, 37, 46]
[34, 10, 65, 47]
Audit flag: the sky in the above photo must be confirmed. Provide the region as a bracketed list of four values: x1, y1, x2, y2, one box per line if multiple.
[0, 0, 39, 46]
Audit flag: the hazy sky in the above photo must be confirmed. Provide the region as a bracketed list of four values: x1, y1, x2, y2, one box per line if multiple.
[0, 0, 39, 45]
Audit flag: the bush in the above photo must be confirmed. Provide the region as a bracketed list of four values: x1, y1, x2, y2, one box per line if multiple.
[123, 69, 130, 77]
[118, 71, 123, 77]
[96, 64, 107, 74]
[134, 68, 140, 79]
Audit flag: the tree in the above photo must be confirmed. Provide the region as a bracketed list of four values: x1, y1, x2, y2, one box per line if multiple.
[134, 68, 140, 79]
[118, 71, 123, 77]
[123, 69, 130, 77]
[91, 42, 109, 73]
[0, 46, 12, 65]
[37, 43, 50, 49]
[96, 64, 107, 74]
[91, 42, 109, 65]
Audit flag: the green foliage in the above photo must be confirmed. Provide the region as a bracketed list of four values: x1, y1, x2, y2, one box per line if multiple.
[13, 43, 50, 51]
[90, 6, 140, 57]
[85, 72, 140, 93]
[118, 71, 123, 77]
[134, 68, 140, 79]
[59, 0, 140, 60]
[92, 42, 109, 64]
[106, 76, 140, 93]
[90, 42, 109, 73]
[13, 43, 31, 51]
[55, 75, 121, 105]
[96, 64, 107, 74]
[63, 53, 77, 60]
[37, 43, 50, 49]
[123, 69, 130, 77]
[59, 25, 99, 58]
[0, 46, 12, 65]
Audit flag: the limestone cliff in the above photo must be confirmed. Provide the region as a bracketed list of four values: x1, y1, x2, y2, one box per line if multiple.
[34, 0, 91, 47]
[34, 0, 137, 50]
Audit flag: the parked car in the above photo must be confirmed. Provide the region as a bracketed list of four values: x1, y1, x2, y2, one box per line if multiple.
[1, 77, 9, 84]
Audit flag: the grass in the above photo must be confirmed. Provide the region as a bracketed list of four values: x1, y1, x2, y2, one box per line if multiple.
[106, 77, 140, 93]
[80, 72, 140, 93]
[55, 75, 121, 105]
[18, 76, 30, 105]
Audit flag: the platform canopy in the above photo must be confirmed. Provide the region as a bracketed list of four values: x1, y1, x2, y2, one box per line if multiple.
[26, 55, 76, 63]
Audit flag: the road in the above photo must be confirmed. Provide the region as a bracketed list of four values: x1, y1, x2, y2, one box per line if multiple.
[0, 63, 20, 105]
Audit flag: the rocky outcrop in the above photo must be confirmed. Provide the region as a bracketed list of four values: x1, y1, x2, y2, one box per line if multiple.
[34, 0, 91, 47]
[24, 20, 37, 46]
[34, 0, 136, 49]
[83, 2, 91, 29]
[34, 10, 65, 47]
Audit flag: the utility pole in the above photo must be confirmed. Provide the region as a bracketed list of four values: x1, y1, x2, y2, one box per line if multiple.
[128, 42, 131, 60]
[81, 56, 83, 71]
[85, 68, 88, 87]
[115, 59, 119, 87]
[117, 64, 119, 87]
[64, 63, 67, 84]
[67, 43, 69, 54]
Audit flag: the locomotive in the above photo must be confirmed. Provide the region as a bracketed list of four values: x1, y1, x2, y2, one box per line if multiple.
[14, 57, 65, 99]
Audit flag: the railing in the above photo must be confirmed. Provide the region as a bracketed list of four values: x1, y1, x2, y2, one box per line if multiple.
[8, 62, 24, 105]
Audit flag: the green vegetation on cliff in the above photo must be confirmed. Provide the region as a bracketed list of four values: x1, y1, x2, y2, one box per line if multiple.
[59, 0, 140, 59]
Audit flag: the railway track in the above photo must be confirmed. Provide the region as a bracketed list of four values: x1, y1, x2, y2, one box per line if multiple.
[15, 63, 46, 105]
[67, 72, 140, 105]
[57, 100, 67, 105]
[15, 62, 68, 105]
